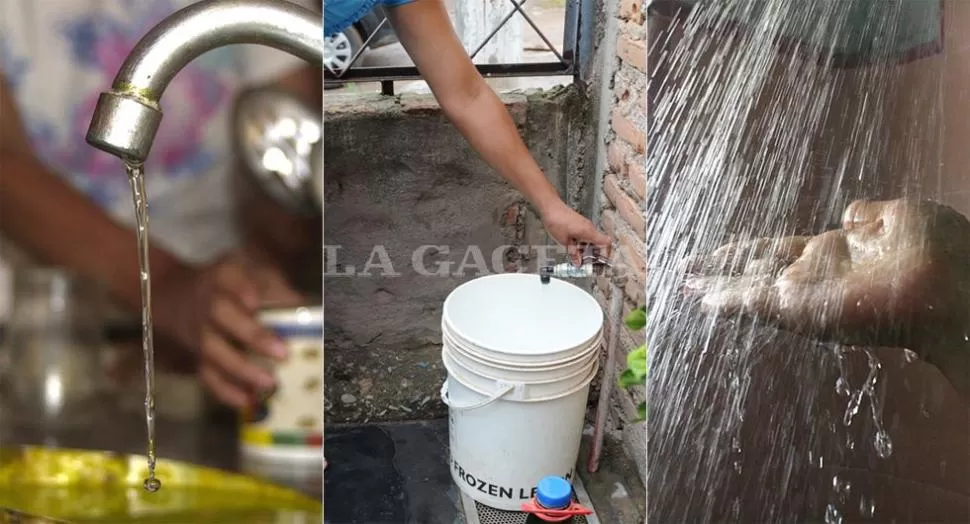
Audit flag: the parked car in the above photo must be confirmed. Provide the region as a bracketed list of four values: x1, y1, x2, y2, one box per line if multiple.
[324, 7, 398, 87]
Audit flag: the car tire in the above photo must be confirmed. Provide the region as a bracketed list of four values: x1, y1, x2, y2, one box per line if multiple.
[324, 26, 365, 90]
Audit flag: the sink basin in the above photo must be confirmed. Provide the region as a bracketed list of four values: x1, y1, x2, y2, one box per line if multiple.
[0, 446, 321, 523]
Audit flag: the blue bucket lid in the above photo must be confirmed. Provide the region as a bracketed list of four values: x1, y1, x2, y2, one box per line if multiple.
[535, 476, 573, 509]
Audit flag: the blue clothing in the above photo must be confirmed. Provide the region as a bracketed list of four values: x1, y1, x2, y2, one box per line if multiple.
[324, 0, 416, 36]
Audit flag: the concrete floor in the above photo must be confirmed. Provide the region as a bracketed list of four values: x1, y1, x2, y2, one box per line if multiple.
[331, 0, 571, 95]
[323, 419, 645, 524]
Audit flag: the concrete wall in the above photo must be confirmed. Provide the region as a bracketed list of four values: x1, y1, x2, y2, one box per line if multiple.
[323, 88, 598, 423]
[588, 0, 648, 483]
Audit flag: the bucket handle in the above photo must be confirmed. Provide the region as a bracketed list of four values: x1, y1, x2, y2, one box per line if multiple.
[440, 380, 516, 411]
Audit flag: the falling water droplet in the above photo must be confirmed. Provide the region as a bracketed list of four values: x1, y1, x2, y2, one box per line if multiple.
[835, 376, 851, 396]
[844, 435, 855, 451]
[859, 496, 875, 518]
[825, 503, 843, 524]
[902, 349, 918, 363]
[843, 390, 863, 426]
[832, 475, 852, 502]
[874, 430, 893, 459]
[144, 477, 161, 493]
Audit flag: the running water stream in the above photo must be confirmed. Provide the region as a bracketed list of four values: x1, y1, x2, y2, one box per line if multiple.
[126, 162, 161, 493]
[647, 0, 945, 521]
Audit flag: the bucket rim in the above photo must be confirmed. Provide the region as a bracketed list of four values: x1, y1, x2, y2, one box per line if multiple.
[441, 273, 604, 357]
[443, 344, 598, 384]
[443, 330, 602, 370]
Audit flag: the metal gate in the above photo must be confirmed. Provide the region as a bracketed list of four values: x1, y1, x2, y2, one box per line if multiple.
[323, 0, 599, 92]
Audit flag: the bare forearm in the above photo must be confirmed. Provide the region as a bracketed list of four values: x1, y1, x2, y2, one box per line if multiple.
[0, 149, 186, 310]
[385, 0, 565, 217]
[442, 86, 564, 216]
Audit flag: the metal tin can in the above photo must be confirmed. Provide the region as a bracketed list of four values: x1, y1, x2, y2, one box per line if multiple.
[240, 306, 323, 472]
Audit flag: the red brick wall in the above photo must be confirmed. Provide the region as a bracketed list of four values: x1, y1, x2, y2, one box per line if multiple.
[593, 0, 646, 435]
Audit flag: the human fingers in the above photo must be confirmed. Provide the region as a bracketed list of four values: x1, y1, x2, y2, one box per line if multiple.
[683, 237, 808, 276]
[214, 261, 261, 311]
[200, 326, 276, 392]
[842, 199, 891, 230]
[200, 363, 250, 409]
[252, 265, 306, 307]
[210, 294, 287, 360]
[577, 221, 612, 256]
[693, 275, 777, 318]
[566, 242, 581, 266]
[780, 231, 850, 282]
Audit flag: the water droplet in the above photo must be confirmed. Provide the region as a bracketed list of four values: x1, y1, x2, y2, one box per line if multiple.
[143, 477, 161, 492]
[832, 475, 852, 496]
[844, 435, 855, 451]
[902, 349, 918, 363]
[874, 430, 893, 459]
[835, 376, 851, 396]
[859, 496, 875, 518]
[825, 503, 843, 524]
[843, 390, 863, 426]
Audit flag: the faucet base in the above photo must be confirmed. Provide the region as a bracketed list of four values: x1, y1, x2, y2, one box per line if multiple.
[86, 92, 162, 163]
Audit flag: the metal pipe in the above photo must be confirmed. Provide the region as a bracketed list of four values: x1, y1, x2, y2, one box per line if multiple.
[587, 275, 626, 473]
[86, 0, 322, 163]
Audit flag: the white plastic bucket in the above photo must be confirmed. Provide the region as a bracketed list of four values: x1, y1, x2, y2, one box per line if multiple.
[439, 273, 603, 510]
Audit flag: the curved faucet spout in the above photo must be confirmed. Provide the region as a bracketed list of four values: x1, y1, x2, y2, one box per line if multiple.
[86, 0, 323, 163]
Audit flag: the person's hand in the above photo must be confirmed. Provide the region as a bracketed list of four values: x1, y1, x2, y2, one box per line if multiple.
[153, 251, 305, 408]
[540, 202, 612, 265]
[682, 198, 970, 390]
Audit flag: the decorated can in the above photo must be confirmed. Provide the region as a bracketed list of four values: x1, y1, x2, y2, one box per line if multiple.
[240, 306, 323, 473]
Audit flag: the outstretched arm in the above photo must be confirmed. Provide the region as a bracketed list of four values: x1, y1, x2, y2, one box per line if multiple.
[386, 0, 609, 254]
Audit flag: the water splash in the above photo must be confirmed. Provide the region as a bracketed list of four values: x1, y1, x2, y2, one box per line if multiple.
[858, 495, 876, 518]
[824, 503, 843, 524]
[646, 0, 938, 520]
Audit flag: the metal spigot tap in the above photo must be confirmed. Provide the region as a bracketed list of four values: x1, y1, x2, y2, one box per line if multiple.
[85, 0, 323, 163]
[539, 244, 611, 284]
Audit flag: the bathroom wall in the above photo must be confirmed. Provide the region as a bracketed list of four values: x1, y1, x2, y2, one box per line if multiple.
[323, 88, 598, 423]
[647, 3, 968, 230]
[884, 0, 970, 217]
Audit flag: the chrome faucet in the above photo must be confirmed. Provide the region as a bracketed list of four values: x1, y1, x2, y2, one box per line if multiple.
[539, 244, 612, 284]
[85, 0, 323, 163]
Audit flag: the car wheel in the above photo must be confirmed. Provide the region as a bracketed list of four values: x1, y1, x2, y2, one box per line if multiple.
[324, 27, 364, 88]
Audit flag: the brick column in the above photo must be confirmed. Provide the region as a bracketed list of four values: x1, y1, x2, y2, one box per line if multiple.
[591, 0, 646, 472]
